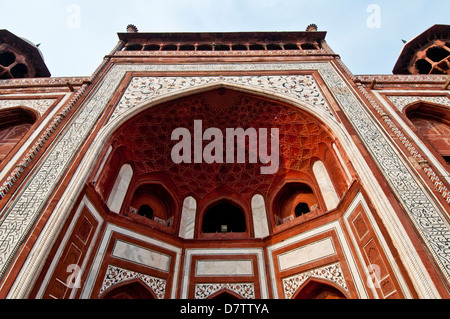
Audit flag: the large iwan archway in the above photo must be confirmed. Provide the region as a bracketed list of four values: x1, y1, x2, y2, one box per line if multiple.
[91, 88, 351, 238]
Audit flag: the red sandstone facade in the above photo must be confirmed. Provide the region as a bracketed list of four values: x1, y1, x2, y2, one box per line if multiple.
[0, 24, 449, 299]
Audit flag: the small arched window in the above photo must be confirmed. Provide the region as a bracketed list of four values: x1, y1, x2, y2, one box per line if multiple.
[0, 107, 36, 161]
[128, 183, 176, 228]
[202, 201, 246, 233]
[272, 182, 319, 225]
[294, 202, 310, 217]
[405, 103, 450, 166]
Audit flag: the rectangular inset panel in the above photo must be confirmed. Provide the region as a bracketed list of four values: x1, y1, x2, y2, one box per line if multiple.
[195, 260, 253, 277]
[278, 237, 336, 271]
[112, 239, 171, 272]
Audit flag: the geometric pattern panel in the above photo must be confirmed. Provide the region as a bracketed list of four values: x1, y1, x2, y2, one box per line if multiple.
[282, 262, 348, 299]
[99, 265, 166, 299]
[194, 283, 255, 299]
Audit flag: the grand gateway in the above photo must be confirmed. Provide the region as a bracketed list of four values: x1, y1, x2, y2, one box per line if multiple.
[0, 24, 449, 299]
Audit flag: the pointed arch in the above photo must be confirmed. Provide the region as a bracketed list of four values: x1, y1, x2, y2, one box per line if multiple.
[272, 181, 321, 226]
[100, 279, 157, 299]
[207, 288, 243, 300]
[201, 199, 247, 234]
[0, 106, 37, 162]
[293, 277, 348, 299]
[404, 101, 450, 166]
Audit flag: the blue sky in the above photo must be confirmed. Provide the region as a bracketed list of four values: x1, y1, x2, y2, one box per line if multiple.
[1, 0, 449, 77]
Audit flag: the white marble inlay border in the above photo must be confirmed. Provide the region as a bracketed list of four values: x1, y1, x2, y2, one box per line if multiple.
[182, 248, 267, 299]
[80, 223, 182, 299]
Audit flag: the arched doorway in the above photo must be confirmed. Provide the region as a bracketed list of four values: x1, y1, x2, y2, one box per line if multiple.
[100, 281, 157, 299]
[294, 279, 347, 299]
[209, 289, 242, 300]
[202, 200, 246, 233]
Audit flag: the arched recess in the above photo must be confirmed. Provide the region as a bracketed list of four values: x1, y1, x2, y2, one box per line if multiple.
[404, 102, 450, 166]
[88, 84, 354, 239]
[0, 107, 37, 162]
[100, 280, 157, 299]
[200, 198, 248, 237]
[125, 182, 177, 230]
[208, 288, 243, 299]
[293, 278, 348, 299]
[272, 181, 321, 226]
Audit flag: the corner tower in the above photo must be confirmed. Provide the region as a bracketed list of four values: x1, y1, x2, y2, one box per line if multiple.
[393, 24, 450, 75]
[0, 29, 50, 79]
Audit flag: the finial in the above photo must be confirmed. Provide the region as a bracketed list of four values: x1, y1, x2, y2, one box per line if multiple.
[306, 24, 318, 32]
[126, 24, 138, 33]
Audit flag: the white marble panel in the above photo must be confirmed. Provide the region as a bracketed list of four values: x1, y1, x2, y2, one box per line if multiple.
[179, 196, 197, 239]
[106, 164, 133, 213]
[251, 194, 270, 238]
[112, 240, 170, 272]
[278, 237, 336, 271]
[313, 160, 340, 210]
[196, 260, 253, 277]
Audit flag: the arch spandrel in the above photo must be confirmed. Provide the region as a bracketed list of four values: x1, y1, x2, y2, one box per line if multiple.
[105, 75, 337, 130]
